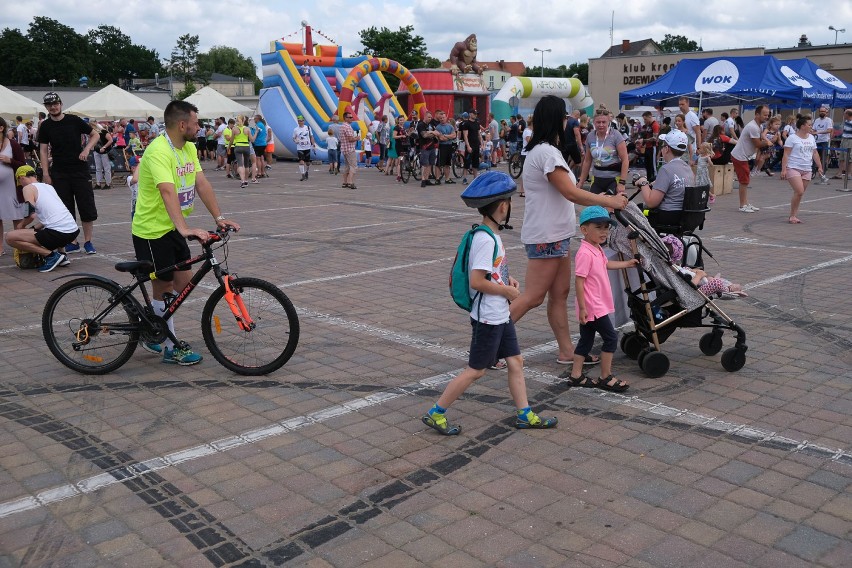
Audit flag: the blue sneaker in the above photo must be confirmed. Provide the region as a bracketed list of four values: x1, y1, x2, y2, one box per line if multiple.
[84, 241, 97, 255]
[140, 342, 163, 354]
[162, 346, 202, 366]
[65, 242, 81, 254]
[38, 251, 66, 273]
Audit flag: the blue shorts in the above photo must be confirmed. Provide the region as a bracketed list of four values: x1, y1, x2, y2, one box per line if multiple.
[468, 319, 520, 370]
[524, 238, 571, 259]
[576, 314, 618, 356]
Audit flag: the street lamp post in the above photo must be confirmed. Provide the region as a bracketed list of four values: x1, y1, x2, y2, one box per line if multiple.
[829, 25, 846, 45]
[533, 48, 551, 78]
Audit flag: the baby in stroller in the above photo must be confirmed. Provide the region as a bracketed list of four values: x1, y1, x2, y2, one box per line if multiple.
[660, 235, 747, 299]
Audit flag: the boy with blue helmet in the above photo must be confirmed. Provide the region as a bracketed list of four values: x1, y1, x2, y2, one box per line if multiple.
[422, 172, 558, 435]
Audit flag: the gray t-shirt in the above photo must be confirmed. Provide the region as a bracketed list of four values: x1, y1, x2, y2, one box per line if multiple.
[585, 129, 625, 178]
[653, 159, 694, 212]
[731, 120, 761, 161]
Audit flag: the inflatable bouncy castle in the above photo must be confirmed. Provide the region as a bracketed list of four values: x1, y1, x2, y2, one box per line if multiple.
[260, 23, 426, 162]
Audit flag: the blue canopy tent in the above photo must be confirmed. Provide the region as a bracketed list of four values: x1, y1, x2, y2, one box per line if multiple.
[781, 58, 852, 106]
[619, 55, 810, 109]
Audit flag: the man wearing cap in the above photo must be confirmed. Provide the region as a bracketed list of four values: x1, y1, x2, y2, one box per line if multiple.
[6, 165, 79, 272]
[633, 129, 695, 228]
[37, 92, 100, 255]
[293, 115, 314, 181]
[461, 109, 482, 185]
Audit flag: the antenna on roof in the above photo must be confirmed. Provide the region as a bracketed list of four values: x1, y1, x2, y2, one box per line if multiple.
[610, 11, 614, 53]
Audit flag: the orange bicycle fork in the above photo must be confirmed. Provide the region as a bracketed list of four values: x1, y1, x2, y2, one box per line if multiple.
[223, 276, 254, 332]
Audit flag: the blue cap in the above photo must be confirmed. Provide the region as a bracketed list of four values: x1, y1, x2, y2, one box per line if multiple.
[461, 112, 469, 119]
[460, 171, 517, 208]
[128, 156, 139, 167]
[579, 205, 614, 225]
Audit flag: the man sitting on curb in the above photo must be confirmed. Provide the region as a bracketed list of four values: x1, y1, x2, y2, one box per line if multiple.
[6, 165, 80, 272]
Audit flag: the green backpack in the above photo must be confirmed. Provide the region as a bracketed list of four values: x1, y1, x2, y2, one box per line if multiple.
[449, 224, 498, 312]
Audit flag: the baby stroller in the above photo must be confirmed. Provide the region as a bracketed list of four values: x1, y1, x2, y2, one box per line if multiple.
[608, 191, 747, 378]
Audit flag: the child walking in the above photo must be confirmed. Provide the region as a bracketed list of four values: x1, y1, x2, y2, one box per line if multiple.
[326, 128, 339, 174]
[422, 172, 558, 435]
[564, 206, 638, 392]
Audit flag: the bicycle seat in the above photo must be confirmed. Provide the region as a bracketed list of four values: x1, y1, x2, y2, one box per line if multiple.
[114, 261, 154, 274]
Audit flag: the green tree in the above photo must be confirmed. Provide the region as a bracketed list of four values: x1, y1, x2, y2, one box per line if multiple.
[176, 82, 198, 100]
[0, 28, 32, 85]
[657, 34, 702, 53]
[525, 63, 588, 84]
[168, 33, 204, 92]
[197, 46, 261, 91]
[86, 25, 162, 86]
[354, 25, 440, 90]
[25, 17, 90, 86]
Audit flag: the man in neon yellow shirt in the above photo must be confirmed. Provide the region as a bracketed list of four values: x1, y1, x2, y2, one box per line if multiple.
[132, 100, 239, 365]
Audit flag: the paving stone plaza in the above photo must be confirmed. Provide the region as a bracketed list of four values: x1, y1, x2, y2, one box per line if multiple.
[1, 162, 850, 567]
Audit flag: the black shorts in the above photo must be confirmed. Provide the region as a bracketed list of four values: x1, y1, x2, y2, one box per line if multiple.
[576, 314, 618, 356]
[468, 319, 521, 370]
[297, 149, 312, 163]
[564, 144, 581, 165]
[253, 144, 266, 156]
[206, 140, 217, 152]
[35, 227, 79, 250]
[468, 146, 481, 170]
[590, 176, 618, 195]
[51, 170, 98, 223]
[438, 144, 454, 167]
[133, 229, 191, 282]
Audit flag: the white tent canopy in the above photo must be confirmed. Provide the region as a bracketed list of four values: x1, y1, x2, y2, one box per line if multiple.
[65, 84, 163, 120]
[184, 86, 252, 118]
[0, 85, 41, 119]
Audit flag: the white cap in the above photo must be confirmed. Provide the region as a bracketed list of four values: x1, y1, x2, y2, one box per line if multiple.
[660, 130, 689, 152]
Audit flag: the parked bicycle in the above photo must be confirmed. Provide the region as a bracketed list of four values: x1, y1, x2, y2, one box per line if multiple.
[399, 147, 422, 184]
[42, 227, 299, 376]
[507, 151, 523, 179]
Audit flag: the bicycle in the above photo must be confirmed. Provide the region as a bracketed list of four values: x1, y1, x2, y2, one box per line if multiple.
[507, 151, 523, 180]
[399, 147, 421, 184]
[42, 227, 299, 376]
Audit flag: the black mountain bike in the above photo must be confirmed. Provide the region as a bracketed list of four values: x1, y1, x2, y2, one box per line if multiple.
[507, 151, 523, 179]
[399, 147, 421, 184]
[42, 227, 299, 376]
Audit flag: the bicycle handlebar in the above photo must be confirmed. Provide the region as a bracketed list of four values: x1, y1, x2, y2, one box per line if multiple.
[187, 226, 238, 245]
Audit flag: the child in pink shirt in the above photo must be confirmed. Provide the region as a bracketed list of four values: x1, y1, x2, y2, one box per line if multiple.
[566, 206, 638, 392]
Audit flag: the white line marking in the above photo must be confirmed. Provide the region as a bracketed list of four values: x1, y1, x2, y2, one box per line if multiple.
[761, 192, 851, 209]
[743, 255, 852, 290]
[709, 235, 851, 255]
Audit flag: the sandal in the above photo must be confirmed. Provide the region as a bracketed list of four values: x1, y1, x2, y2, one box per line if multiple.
[561, 372, 597, 388]
[342, 183, 350, 188]
[788, 216, 802, 224]
[556, 354, 600, 366]
[596, 375, 629, 392]
[422, 414, 461, 436]
[488, 359, 507, 370]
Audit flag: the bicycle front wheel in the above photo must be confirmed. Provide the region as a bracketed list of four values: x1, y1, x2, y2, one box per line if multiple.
[42, 278, 140, 375]
[509, 153, 523, 179]
[451, 153, 464, 178]
[400, 157, 411, 183]
[412, 155, 422, 180]
[202, 277, 299, 375]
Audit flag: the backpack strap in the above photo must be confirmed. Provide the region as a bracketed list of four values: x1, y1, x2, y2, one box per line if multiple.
[468, 224, 500, 321]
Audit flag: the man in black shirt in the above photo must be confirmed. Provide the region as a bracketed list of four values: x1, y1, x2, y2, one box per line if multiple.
[38, 92, 99, 254]
[416, 110, 439, 187]
[508, 116, 520, 155]
[462, 109, 482, 185]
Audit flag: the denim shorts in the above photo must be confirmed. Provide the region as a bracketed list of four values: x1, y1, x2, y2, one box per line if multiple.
[524, 237, 571, 259]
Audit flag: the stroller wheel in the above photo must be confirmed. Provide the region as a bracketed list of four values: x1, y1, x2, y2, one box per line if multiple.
[621, 333, 648, 360]
[721, 348, 746, 372]
[641, 351, 670, 378]
[699, 332, 724, 356]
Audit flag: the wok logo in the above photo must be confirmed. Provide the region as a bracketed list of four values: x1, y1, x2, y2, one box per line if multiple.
[780, 66, 812, 88]
[816, 68, 844, 88]
[694, 60, 739, 92]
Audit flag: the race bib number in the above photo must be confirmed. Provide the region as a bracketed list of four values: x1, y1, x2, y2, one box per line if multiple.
[178, 185, 196, 210]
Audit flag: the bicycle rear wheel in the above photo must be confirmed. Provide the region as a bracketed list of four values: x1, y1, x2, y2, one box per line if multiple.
[508, 153, 523, 179]
[42, 278, 140, 375]
[412, 155, 422, 180]
[202, 277, 299, 375]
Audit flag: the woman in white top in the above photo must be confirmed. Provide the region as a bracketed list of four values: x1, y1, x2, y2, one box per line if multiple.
[781, 114, 824, 224]
[509, 96, 627, 365]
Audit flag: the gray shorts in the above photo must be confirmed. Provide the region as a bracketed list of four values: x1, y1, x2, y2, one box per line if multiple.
[216, 145, 227, 157]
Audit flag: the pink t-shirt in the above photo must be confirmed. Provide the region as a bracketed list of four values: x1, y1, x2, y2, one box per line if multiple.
[574, 239, 614, 320]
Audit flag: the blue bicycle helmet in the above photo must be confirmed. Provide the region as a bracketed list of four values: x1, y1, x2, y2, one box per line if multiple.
[460, 171, 517, 230]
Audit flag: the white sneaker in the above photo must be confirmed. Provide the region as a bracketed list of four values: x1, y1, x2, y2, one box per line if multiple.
[739, 205, 755, 213]
[747, 203, 760, 211]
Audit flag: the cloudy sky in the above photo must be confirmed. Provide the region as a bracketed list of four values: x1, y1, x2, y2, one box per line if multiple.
[5, 0, 851, 79]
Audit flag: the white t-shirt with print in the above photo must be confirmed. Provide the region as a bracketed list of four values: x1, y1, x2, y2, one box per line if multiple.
[520, 143, 577, 245]
[468, 230, 510, 324]
[731, 120, 762, 162]
[812, 117, 833, 144]
[293, 125, 312, 150]
[784, 133, 817, 171]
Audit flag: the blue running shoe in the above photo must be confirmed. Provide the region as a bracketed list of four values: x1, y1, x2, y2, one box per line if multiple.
[65, 242, 81, 254]
[38, 251, 66, 273]
[84, 241, 97, 254]
[162, 346, 202, 366]
[141, 342, 163, 354]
